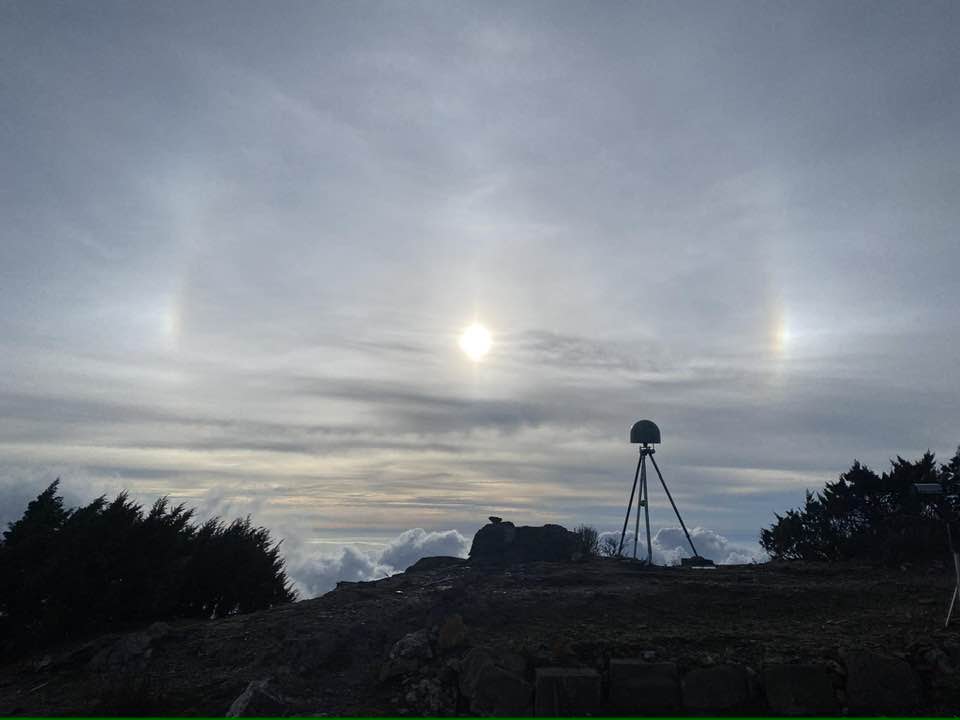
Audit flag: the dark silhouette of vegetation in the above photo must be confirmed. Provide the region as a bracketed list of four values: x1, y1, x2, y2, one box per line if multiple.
[599, 535, 620, 557]
[573, 524, 600, 557]
[0, 480, 295, 656]
[761, 447, 960, 563]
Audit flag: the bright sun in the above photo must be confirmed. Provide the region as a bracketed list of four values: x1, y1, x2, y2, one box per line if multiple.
[459, 322, 492, 362]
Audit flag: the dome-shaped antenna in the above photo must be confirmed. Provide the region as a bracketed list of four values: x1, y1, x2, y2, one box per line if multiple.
[630, 419, 661, 445]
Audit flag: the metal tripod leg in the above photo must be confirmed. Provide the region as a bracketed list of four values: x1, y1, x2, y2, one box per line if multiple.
[643, 453, 652, 564]
[649, 453, 699, 558]
[633, 455, 643, 559]
[947, 551, 960, 628]
[618, 455, 642, 557]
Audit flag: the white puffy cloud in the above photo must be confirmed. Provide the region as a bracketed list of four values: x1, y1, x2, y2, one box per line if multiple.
[599, 527, 766, 565]
[285, 544, 394, 599]
[284, 527, 471, 598]
[378, 528, 471, 572]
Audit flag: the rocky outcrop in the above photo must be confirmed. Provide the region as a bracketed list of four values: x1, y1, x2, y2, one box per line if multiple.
[87, 622, 171, 674]
[380, 629, 434, 680]
[405, 556, 466, 573]
[468, 520, 578, 564]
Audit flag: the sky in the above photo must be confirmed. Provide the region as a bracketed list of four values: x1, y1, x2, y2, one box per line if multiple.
[2, 1, 959, 593]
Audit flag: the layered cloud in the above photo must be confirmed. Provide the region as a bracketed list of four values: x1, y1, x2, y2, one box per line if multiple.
[1, 2, 958, 555]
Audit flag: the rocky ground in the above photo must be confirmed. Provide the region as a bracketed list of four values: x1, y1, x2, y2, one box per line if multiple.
[2, 557, 959, 716]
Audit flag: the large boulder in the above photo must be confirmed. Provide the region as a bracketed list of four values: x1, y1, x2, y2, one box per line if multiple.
[469, 521, 579, 564]
[88, 621, 172, 673]
[380, 629, 434, 681]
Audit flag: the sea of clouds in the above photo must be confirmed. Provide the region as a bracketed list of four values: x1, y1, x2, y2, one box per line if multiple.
[284, 525, 766, 598]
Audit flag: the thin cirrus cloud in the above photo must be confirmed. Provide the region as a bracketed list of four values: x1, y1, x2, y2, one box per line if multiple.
[1, 1, 958, 572]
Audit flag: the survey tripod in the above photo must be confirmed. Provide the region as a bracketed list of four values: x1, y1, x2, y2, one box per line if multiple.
[617, 443, 698, 563]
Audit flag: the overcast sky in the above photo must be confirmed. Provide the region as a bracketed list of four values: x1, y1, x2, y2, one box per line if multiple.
[2, 1, 959, 577]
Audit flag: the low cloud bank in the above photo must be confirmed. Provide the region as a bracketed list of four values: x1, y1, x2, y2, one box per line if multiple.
[285, 528, 472, 598]
[287, 524, 765, 598]
[599, 526, 767, 565]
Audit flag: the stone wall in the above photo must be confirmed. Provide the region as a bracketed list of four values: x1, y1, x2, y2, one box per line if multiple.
[530, 653, 918, 716]
[381, 617, 935, 716]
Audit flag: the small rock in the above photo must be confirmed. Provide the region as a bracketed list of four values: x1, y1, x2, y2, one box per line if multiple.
[824, 659, 846, 677]
[380, 629, 434, 681]
[392, 629, 434, 661]
[225, 679, 286, 717]
[682, 664, 750, 710]
[399, 676, 456, 715]
[534, 667, 602, 717]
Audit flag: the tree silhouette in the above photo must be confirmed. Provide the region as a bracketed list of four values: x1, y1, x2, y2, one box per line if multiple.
[0, 481, 295, 656]
[761, 448, 959, 562]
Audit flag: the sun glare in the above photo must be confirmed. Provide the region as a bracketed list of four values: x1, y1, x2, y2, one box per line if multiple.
[459, 322, 492, 362]
[776, 325, 792, 353]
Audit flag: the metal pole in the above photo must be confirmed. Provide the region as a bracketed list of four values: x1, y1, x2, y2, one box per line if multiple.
[649, 453, 699, 558]
[947, 553, 960, 628]
[643, 450, 652, 564]
[633, 454, 643, 559]
[618, 455, 642, 557]
[947, 524, 960, 628]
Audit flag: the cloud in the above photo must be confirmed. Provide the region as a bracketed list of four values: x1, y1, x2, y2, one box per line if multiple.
[599, 526, 766, 565]
[2, 2, 959, 562]
[284, 527, 471, 598]
[285, 545, 394, 599]
[285, 523, 761, 599]
[378, 528, 471, 571]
